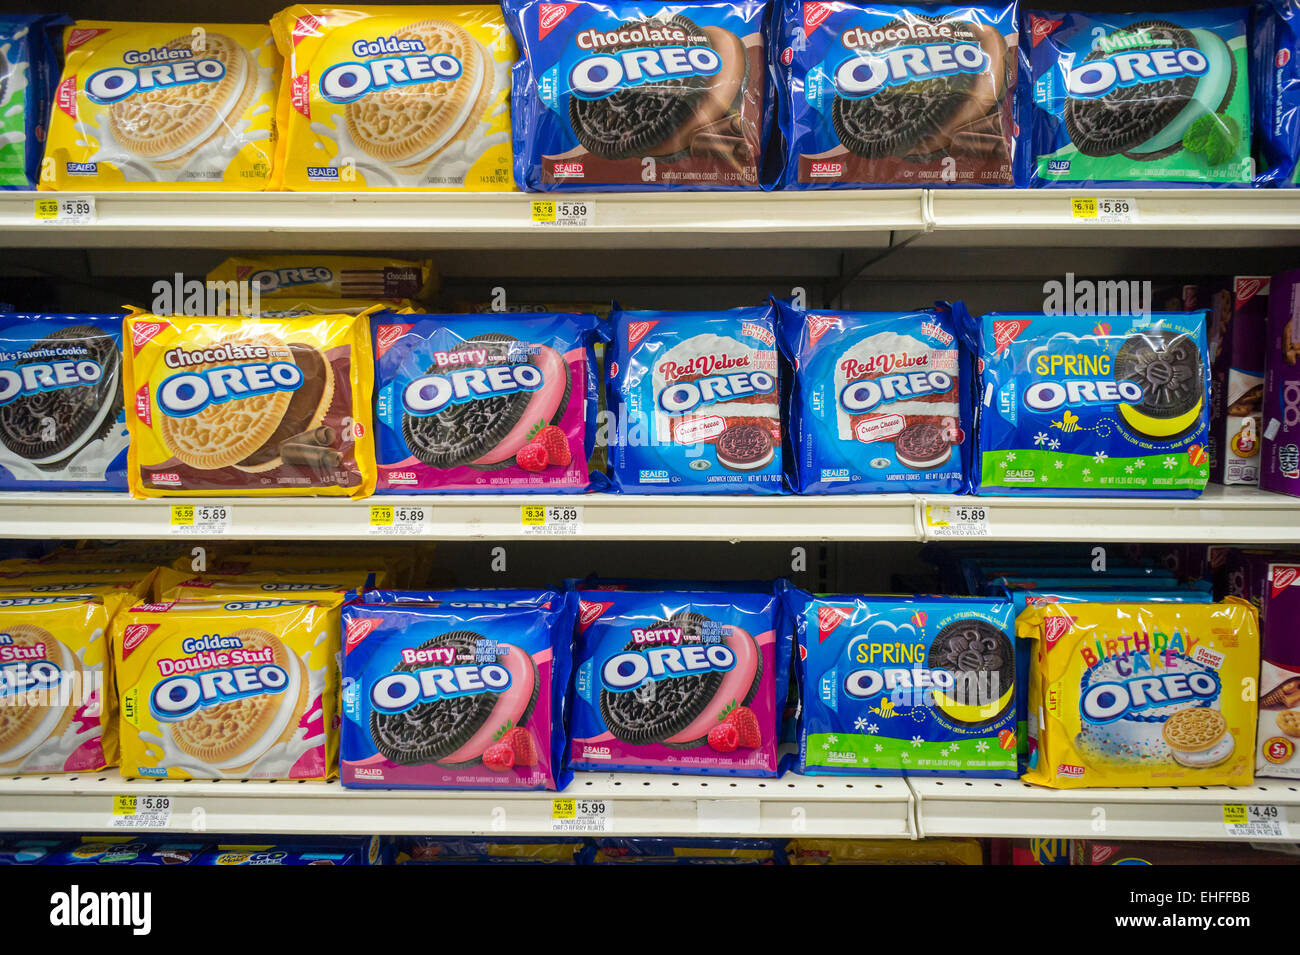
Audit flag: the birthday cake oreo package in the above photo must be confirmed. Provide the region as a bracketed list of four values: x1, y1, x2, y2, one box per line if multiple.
[1025, 8, 1253, 187]
[776, 300, 973, 494]
[975, 308, 1211, 497]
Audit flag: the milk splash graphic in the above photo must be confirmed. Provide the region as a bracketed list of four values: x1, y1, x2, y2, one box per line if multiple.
[7, 627, 105, 773]
[0, 38, 31, 153]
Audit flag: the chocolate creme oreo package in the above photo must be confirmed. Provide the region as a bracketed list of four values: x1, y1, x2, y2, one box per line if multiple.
[504, 0, 770, 190]
[774, 1, 1029, 188]
[1026, 8, 1253, 187]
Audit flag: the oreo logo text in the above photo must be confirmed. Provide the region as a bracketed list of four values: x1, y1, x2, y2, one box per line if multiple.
[150, 665, 289, 721]
[1081, 670, 1219, 723]
[570, 45, 721, 99]
[157, 361, 303, 417]
[834, 42, 986, 98]
[844, 666, 956, 699]
[1065, 48, 1208, 99]
[402, 364, 544, 416]
[319, 50, 462, 104]
[601, 644, 735, 691]
[1023, 379, 1142, 411]
[0, 360, 103, 405]
[0, 660, 62, 698]
[657, 371, 775, 415]
[250, 267, 333, 292]
[370, 664, 511, 713]
[86, 58, 226, 104]
[840, 370, 951, 413]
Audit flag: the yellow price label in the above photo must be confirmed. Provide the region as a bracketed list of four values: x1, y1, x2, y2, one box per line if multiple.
[925, 505, 949, 528]
[552, 798, 575, 819]
[521, 504, 546, 526]
[369, 504, 394, 527]
[530, 199, 556, 223]
[1071, 198, 1098, 219]
[169, 504, 195, 526]
[1223, 804, 1247, 825]
[113, 796, 138, 815]
[34, 199, 59, 220]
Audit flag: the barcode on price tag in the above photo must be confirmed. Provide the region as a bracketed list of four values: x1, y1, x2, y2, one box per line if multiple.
[521, 504, 583, 535]
[551, 797, 612, 832]
[169, 503, 232, 535]
[530, 198, 593, 227]
[368, 503, 428, 536]
[35, 196, 96, 225]
[1223, 803, 1288, 838]
[1071, 197, 1137, 223]
[925, 504, 989, 538]
[110, 795, 171, 829]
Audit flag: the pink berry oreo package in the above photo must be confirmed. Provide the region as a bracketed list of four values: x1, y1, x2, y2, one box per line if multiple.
[569, 588, 790, 776]
[372, 312, 603, 492]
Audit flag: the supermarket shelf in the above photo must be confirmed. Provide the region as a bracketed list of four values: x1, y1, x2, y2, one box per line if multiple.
[912, 778, 1300, 843]
[0, 773, 915, 839]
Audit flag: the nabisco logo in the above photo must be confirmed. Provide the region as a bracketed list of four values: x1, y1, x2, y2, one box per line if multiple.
[627, 320, 658, 350]
[1029, 15, 1062, 47]
[742, 321, 775, 347]
[808, 315, 839, 348]
[293, 14, 325, 44]
[781, 46, 794, 66]
[56, 77, 77, 119]
[130, 320, 168, 355]
[66, 28, 109, 54]
[539, 3, 579, 40]
[552, 161, 584, 178]
[1279, 48, 1292, 68]
[292, 73, 311, 118]
[1090, 844, 1117, 863]
[809, 161, 843, 178]
[1057, 763, 1085, 777]
[578, 601, 611, 632]
[818, 605, 852, 643]
[1043, 614, 1075, 650]
[1235, 276, 1269, 306]
[376, 324, 413, 358]
[121, 623, 159, 661]
[992, 319, 1031, 355]
[1271, 565, 1300, 598]
[345, 618, 382, 654]
[134, 385, 152, 426]
[804, 1, 834, 34]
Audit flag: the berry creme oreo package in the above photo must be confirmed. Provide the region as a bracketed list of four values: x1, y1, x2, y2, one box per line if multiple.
[607, 305, 783, 493]
[787, 589, 1017, 777]
[776, 301, 973, 493]
[372, 311, 602, 492]
[340, 590, 576, 790]
[1025, 8, 1253, 187]
[0, 314, 127, 490]
[975, 309, 1211, 497]
[774, 1, 1027, 188]
[568, 589, 789, 775]
[504, 0, 769, 191]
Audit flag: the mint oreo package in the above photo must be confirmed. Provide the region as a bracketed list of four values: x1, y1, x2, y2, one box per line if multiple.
[0, 16, 68, 189]
[1026, 8, 1252, 187]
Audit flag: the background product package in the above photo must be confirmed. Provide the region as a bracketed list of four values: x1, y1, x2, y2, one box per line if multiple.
[270, 5, 515, 191]
[207, 255, 436, 301]
[123, 313, 375, 498]
[1026, 7, 1253, 187]
[43, 22, 280, 189]
[1257, 562, 1300, 777]
[976, 309, 1211, 497]
[1262, 269, 1300, 495]
[0, 314, 127, 491]
[607, 305, 783, 494]
[568, 589, 788, 776]
[790, 590, 1017, 777]
[504, 0, 769, 191]
[373, 311, 602, 492]
[340, 591, 575, 790]
[777, 301, 972, 493]
[0, 595, 117, 775]
[1209, 276, 1267, 485]
[1254, 0, 1299, 186]
[0, 15, 69, 188]
[1022, 598, 1258, 788]
[113, 598, 340, 780]
[775, 1, 1026, 188]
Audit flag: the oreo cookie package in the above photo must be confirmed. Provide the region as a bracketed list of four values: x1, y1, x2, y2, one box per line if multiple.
[776, 301, 973, 494]
[0, 314, 127, 490]
[774, 1, 1028, 188]
[787, 589, 1017, 777]
[0, 16, 68, 188]
[607, 305, 783, 493]
[372, 312, 603, 492]
[1253, 0, 1299, 186]
[568, 589, 790, 776]
[504, 0, 769, 190]
[975, 309, 1211, 497]
[340, 590, 576, 790]
[1026, 8, 1252, 187]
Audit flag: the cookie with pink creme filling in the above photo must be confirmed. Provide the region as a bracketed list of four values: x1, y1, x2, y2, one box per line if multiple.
[472, 345, 571, 467]
[663, 626, 764, 748]
[440, 643, 540, 767]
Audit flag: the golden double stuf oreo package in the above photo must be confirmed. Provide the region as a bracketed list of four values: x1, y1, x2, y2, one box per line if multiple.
[123, 312, 375, 497]
[42, 21, 280, 189]
[112, 598, 340, 780]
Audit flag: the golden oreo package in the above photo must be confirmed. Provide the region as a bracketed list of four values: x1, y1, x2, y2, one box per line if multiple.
[1022, 599, 1259, 789]
[113, 598, 340, 780]
[154, 566, 379, 601]
[0, 595, 117, 774]
[123, 313, 375, 498]
[270, 4, 515, 190]
[43, 22, 280, 189]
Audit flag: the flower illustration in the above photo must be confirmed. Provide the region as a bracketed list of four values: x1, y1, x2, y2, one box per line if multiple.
[1054, 460, 1064, 470]
[911, 736, 924, 748]
[874, 744, 883, 753]
[1093, 451, 1108, 464]
[1124, 465, 1133, 474]
[1006, 452, 1016, 462]
[867, 723, 878, 735]
[1164, 456, 1177, 470]
[1082, 468, 1091, 477]
[1049, 438, 1060, 450]
[854, 716, 868, 731]
[1034, 432, 1049, 447]
[1134, 459, 1144, 469]
[976, 741, 989, 753]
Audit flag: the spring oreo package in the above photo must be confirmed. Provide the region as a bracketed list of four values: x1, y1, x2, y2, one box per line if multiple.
[504, 0, 769, 191]
[976, 309, 1210, 497]
[373, 312, 601, 492]
[0, 314, 127, 490]
[1026, 8, 1252, 187]
[774, 1, 1027, 188]
[569, 589, 789, 775]
[607, 305, 783, 493]
[341, 590, 576, 790]
[777, 301, 972, 493]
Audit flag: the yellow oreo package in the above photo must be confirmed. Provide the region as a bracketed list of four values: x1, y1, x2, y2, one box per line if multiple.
[43, 22, 280, 189]
[0, 596, 117, 774]
[1022, 599, 1259, 789]
[270, 5, 515, 190]
[123, 312, 376, 498]
[787, 839, 984, 865]
[154, 566, 379, 601]
[207, 255, 436, 300]
[113, 598, 340, 780]
[0, 574, 152, 619]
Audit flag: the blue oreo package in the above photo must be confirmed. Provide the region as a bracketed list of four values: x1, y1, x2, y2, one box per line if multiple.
[1026, 8, 1253, 187]
[0, 314, 127, 490]
[773, 1, 1029, 188]
[607, 305, 784, 493]
[503, 0, 771, 191]
[1254, 0, 1300, 185]
[787, 588, 1017, 777]
[974, 308, 1211, 497]
[776, 300, 974, 494]
[0, 16, 69, 189]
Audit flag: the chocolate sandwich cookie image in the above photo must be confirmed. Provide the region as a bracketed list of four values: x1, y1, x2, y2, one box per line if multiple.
[927, 617, 1014, 726]
[894, 420, 953, 470]
[1113, 329, 1205, 441]
[714, 424, 773, 471]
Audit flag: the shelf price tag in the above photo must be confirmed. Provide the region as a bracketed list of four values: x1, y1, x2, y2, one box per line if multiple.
[1223, 803, 1288, 839]
[110, 795, 171, 829]
[530, 198, 592, 227]
[1071, 196, 1137, 223]
[368, 503, 428, 536]
[35, 196, 96, 225]
[924, 504, 989, 538]
[169, 503, 232, 536]
[521, 504, 583, 536]
[551, 797, 612, 833]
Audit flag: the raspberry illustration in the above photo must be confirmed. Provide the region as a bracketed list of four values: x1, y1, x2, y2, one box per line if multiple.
[707, 722, 739, 753]
[722, 704, 762, 749]
[536, 425, 572, 467]
[502, 726, 537, 766]
[483, 742, 515, 771]
[516, 442, 548, 472]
